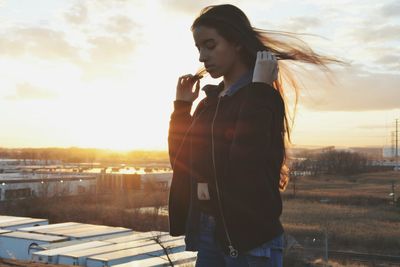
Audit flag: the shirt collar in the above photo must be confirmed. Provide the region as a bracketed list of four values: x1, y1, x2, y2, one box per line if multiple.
[223, 70, 253, 96]
[202, 70, 253, 98]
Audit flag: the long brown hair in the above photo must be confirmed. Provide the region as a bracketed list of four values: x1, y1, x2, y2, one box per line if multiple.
[192, 4, 343, 191]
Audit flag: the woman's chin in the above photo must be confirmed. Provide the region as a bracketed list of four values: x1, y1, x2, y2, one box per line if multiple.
[208, 70, 222, 79]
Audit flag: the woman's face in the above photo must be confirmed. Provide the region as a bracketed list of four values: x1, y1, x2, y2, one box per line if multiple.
[192, 26, 242, 78]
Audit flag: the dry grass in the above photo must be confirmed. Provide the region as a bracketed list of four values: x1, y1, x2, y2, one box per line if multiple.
[0, 190, 170, 231]
[281, 171, 400, 256]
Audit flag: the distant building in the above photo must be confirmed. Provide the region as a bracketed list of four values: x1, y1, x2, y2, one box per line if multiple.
[0, 173, 97, 201]
[97, 172, 172, 193]
[97, 173, 142, 193]
[0, 161, 174, 201]
[141, 172, 172, 191]
[383, 146, 400, 158]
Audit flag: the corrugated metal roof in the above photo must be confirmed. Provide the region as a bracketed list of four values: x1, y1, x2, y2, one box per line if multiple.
[87, 238, 186, 261]
[0, 215, 34, 223]
[103, 231, 169, 244]
[0, 231, 68, 242]
[112, 250, 197, 267]
[0, 229, 13, 234]
[58, 239, 155, 258]
[33, 240, 110, 256]
[19, 222, 80, 232]
[0, 218, 48, 228]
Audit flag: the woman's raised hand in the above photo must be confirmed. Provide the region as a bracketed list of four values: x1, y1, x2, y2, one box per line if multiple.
[176, 74, 201, 102]
[252, 51, 278, 86]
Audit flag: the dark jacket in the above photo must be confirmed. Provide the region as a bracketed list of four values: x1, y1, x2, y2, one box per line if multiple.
[168, 81, 285, 256]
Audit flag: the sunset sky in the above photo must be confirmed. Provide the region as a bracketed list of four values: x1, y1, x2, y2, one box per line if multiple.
[0, 0, 399, 151]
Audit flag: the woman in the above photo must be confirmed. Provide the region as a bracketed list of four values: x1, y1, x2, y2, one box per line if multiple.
[168, 4, 339, 266]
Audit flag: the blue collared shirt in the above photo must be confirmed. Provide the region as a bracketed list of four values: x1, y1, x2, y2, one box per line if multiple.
[220, 70, 254, 97]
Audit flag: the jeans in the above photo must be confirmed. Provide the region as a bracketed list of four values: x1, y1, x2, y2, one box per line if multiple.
[195, 212, 284, 267]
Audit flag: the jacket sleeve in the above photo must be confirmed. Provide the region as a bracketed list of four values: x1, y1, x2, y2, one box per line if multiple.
[167, 100, 193, 236]
[168, 100, 193, 170]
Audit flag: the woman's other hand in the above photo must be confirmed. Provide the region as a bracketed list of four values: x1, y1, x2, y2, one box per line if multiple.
[252, 51, 278, 86]
[176, 74, 201, 102]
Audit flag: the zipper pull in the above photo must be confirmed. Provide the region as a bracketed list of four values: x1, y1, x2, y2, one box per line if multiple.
[229, 245, 238, 258]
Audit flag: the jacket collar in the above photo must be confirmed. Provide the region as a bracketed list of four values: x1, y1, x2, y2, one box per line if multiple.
[201, 70, 253, 98]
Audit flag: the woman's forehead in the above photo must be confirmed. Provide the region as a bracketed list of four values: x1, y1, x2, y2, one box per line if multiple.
[192, 26, 220, 44]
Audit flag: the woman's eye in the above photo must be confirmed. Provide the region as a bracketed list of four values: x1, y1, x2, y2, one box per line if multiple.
[204, 41, 216, 50]
[195, 42, 215, 52]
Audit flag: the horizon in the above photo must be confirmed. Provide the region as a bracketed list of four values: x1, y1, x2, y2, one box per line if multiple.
[0, 0, 399, 150]
[0, 143, 388, 152]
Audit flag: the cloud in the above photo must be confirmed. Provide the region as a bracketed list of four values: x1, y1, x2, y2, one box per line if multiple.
[87, 36, 135, 63]
[64, 3, 88, 24]
[351, 24, 400, 44]
[105, 16, 138, 34]
[161, 0, 248, 15]
[0, 24, 138, 80]
[162, 0, 215, 14]
[0, 27, 79, 61]
[356, 123, 390, 130]
[281, 16, 322, 33]
[298, 64, 400, 111]
[375, 54, 400, 68]
[381, 1, 400, 17]
[5, 83, 58, 100]
[77, 35, 136, 79]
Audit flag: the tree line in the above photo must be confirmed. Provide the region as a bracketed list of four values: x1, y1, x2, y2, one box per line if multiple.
[291, 150, 391, 176]
[0, 147, 169, 165]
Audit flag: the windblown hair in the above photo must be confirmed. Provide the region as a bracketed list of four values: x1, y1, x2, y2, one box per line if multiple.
[192, 4, 343, 191]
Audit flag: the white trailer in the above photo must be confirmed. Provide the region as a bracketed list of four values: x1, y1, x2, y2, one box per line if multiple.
[0, 231, 68, 260]
[0, 229, 12, 235]
[57, 232, 176, 266]
[0, 216, 48, 230]
[32, 240, 110, 264]
[21, 222, 132, 240]
[19, 222, 80, 233]
[29, 231, 133, 254]
[86, 237, 186, 267]
[58, 239, 156, 266]
[112, 250, 197, 266]
[69, 226, 132, 239]
[103, 231, 169, 244]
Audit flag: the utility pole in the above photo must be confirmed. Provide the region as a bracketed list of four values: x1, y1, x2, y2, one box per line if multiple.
[396, 119, 398, 170]
[391, 181, 395, 204]
[292, 174, 296, 198]
[324, 228, 329, 266]
[391, 131, 396, 159]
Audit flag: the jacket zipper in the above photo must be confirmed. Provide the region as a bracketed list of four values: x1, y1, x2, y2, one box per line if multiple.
[211, 96, 239, 258]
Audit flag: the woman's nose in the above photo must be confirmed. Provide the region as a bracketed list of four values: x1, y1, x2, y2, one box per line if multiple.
[199, 49, 208, 62]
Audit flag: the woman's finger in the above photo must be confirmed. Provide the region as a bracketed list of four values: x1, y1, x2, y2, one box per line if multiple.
[257, 51, 262, 60]
[194, 79, 200, 96]
[262, 50, 268, 60]
[268, 51, 273, 61]
[177, 77, 183, 88]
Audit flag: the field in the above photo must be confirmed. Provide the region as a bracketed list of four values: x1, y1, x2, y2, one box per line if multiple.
[280, 171, 400, 265]
[1, 170, 399, 266]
